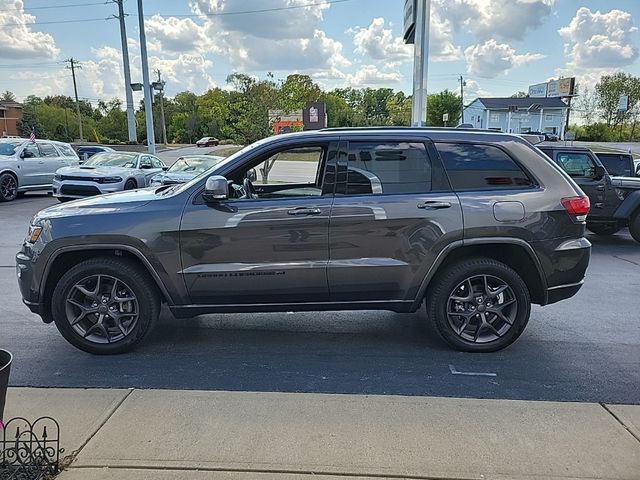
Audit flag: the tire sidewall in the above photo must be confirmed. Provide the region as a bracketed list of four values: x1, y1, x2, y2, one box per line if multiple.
[0, 173, 18, 202]
[124, 179, 137, 190]
[52, 259, 158, 354]
[428, 259, 531, 352]
[629, 211, 640, 243]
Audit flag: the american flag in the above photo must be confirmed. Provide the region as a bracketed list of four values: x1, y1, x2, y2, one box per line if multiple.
[29, 129, 35, 142]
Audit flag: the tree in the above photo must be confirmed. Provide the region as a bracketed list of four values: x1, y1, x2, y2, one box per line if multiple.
[18, 96, 44, 137]
[595, 73, 640, 126]
[573, 84, 600, 126]
[427, 90, 461, 126]
[1, 91, 16, 102]
[386, 92, 411, 126]
[511, 91, 528, 98]
[280, 74, 321, 111]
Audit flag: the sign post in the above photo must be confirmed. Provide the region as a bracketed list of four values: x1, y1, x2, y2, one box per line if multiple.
[617, 95, 629, 113]
[406, 0, 430, 127]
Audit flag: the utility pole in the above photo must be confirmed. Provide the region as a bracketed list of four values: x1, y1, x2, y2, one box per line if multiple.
[459, 75, 466, 124]
[137, 0, 156, 154]
[411, 0, 431, 126]
[66, 58, 84, 141]
[113, 0, 137, 143]
[155, 69, 167, 145]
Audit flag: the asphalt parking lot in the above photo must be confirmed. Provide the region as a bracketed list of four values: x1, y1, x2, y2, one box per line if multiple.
[1, 192, 639, 405]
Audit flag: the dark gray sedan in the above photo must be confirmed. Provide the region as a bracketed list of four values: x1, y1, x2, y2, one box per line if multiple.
[149, 155, 225, 186]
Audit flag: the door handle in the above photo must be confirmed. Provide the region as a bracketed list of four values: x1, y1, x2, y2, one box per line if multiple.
[288, 207, 322, 215]
[417, 201, 451, 209]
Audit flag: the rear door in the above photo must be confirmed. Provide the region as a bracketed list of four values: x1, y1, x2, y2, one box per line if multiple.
[328, 137, 462, 302]
[37, 142, 64, 185]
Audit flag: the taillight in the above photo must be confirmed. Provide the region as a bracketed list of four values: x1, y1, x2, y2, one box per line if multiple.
[561, 196, 590, 220]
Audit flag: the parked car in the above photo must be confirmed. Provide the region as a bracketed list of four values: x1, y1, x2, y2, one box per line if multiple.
[17, 128, 591, 354]
[75, 145, 116, 163]
[196, 137, 219, 147]
[539, 145, 640, 241]
[594, 152, 636, 177]
[529, 131, 558, 142]
[635, 158, 640, 176]
[52, 151, 166, 201]
[0, 138, 79, 202]
[149, 155, 225, 186]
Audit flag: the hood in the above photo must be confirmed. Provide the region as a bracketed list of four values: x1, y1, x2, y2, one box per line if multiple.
[33, 188, 160, 223]
[57, 165, 133, 177]
[611, 176, 640, 190]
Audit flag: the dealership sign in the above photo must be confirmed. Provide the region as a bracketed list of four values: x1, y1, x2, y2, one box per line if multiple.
[403, 0, 416, 44]
[617, 95, 629, 113]
[528, 78, 575, 98]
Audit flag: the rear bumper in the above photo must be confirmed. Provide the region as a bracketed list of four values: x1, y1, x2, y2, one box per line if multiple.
[546, 281, 584, 304]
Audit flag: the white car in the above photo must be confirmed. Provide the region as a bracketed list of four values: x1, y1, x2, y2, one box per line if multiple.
[53, 151, 166, 201]
[0, 138, 79, 202]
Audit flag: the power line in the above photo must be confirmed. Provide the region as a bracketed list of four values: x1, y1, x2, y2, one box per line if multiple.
[11, 1, 109, 12]
[0, 17, 108, 28]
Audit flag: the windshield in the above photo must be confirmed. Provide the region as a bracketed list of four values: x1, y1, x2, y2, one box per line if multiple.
[169, 156, 224, 173]
[83, 152, 137, 168]
[0, 141, 22, 156]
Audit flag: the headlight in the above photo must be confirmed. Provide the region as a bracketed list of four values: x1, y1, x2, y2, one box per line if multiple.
[101, 176, 123, 184]
[27, 224, 42, 244]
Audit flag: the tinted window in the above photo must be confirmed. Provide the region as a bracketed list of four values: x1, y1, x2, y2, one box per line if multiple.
[595, 153, 633, 177]
[150, 156, 164, 169]
[437, 143, 534, 191]
[555, 152, 596, 178]
[345, 142, 431, 195]
[139, 156, 152, 169]
[59, 144, 77, 157]
[39, 143, 59, 157]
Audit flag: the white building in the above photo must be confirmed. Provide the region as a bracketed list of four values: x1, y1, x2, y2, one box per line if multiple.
[463, 97, 569, 138]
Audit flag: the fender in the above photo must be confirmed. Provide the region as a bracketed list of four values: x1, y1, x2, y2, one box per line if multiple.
[613, 190, 640, 219]
[40, 243, 175, 305]
[411, 237, 548, 310]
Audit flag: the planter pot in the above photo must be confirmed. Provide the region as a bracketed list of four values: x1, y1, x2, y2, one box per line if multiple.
[0, 349, 12, 423]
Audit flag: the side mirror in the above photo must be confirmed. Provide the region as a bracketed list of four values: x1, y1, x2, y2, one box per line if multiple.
[246, 168, 257, 182]
[21, 150, 34, 159]
[594, 165, 606, 179]
[203, 175, 228, 202]
[162, 166, 169, 171]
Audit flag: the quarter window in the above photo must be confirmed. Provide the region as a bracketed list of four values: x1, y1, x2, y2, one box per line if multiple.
[437, 143, 534, 191]
[345, 142, 432, 195]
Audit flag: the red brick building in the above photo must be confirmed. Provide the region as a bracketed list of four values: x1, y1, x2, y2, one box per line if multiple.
[0, 101, 23, 137]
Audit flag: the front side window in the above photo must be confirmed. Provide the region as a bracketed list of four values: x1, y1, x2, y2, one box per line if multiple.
[233, 145, 327, 199]
[345, 142, 432, 195]
[151, 156, 164, 169]
[556, 152, 596, 178]
[437, 143, 534, 191]
[139, 156, 153, 169]
[22, 143, 40, 159]
[39, 143, 58, 157]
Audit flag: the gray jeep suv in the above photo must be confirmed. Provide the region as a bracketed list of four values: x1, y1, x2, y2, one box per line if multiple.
[16, 128, 591, 354]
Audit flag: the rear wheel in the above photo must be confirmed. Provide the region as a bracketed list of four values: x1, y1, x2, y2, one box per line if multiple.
[587, 223, 620, 236]
[51, 257, 160, 354]
[629, 212, 640, 243]
[124, 179, 137, 190]
[427, 258, 531, 352]
[0, 173, 18, 202]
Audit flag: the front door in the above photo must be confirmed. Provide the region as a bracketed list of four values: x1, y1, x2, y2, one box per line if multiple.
[328, 139, 463, 302]
[180, 142, 337, 305]
[19, 142, 46, 186]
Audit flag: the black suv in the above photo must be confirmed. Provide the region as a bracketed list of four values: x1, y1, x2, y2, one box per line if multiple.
[539, 145, 640, 241]
[17, 128, 591, 354]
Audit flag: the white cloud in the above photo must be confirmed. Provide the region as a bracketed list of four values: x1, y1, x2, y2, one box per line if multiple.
[346, 65, 402, 87]
[0, 0, 60, 59]
[145, 15, 211, 55]
[464, 39, 545, 78]
[350, 17, 460, 66]
[463, 79, 491, 100]
[559, 7, 638, 68]
[435, 0, 555, 41]
[149, 54, 217, 93]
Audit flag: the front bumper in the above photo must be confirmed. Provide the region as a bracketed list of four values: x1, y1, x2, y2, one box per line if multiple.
[15, 249, 47, 319]
[52, 179, 125, 198]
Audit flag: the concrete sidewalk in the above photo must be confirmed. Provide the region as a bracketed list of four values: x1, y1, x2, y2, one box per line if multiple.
[4, 388, 640, 480]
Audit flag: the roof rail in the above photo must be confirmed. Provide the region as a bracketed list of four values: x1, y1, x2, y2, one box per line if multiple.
[318, 126, 497, 133]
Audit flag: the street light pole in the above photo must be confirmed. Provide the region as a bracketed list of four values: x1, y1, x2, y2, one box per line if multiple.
[411, 0, 431, 126]
[114, 0, 137, 143]
[137, 0, 155, 154]
[156, 70, 168, 145]
[66, 58, 84, 141]
[459, 75, 466, 124]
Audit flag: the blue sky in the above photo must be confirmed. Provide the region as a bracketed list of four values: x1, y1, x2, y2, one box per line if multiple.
[1, 0, 639, 106]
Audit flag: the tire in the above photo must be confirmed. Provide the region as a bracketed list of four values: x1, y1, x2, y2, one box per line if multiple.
[629, 211, 640, 243]
[427, 257, 531, 352]
[124, 179, 137, 190]
[587, 223, 620, 236]
[0, 172, 18, 202]
[51, 257, 160, 354]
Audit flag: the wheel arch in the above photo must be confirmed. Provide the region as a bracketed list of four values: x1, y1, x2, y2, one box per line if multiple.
[40, 245, 173, 323]
[0, 168, 19, 184]
[415, 238, 548, 309]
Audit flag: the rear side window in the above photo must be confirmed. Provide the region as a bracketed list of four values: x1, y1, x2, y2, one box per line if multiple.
[345, 142, 432, 195]
[39, 143, 59, 157]
[59, 144, 77, 157]
[436, 143, 534, 191]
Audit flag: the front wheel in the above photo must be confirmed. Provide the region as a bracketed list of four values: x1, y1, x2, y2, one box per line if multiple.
[0, 173, 18, 202]
[629, 212, 640, 243]
[427, 258, 531, 352]
[124, 179, 137, 190]
[51, 257, 160, 354]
